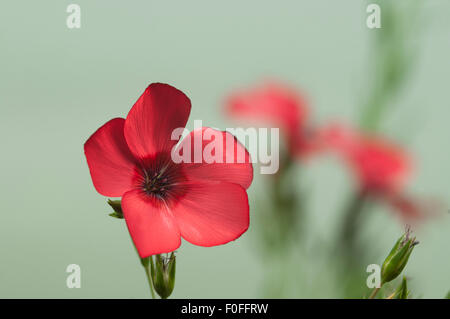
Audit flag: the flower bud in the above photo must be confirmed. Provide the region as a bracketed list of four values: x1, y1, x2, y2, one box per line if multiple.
[381, 227, 418, 284]
[151, 252, 176, 299]
[392, 277, 409, 299]
[107, 199, 123, 219]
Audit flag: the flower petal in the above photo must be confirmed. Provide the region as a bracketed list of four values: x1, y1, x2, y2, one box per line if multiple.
[84, 118, 137, 197]
[226, 81, 309, 155]
[122, 189, 181, 257]
[385, 191, 441, 223]
[175, 127, 253, 189]
[124, 83, 191, 159]
[172, 181, 249, 247]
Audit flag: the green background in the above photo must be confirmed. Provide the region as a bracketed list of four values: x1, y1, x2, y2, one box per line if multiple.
[0, 0, 449, 298]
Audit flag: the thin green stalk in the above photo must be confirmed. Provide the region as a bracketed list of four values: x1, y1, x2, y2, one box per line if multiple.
[144, 257, 156, 299]
[369, 287, 381, 299]
[340, 190, 368, 255]
[113, 200, 157, 298]
[360, 0, 421, 133]
[128, 232, 157, 299]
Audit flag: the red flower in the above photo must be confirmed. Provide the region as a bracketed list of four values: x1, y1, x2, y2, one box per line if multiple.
[323, 124, 410, 193]
[84, 83, 253, 257]
[226, 81, 318, 158]
[323, 124, 436, 221]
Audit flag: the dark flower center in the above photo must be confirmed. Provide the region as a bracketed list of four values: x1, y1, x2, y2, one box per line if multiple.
[136, 153, 186, 202]
[142, 167, 174, 198]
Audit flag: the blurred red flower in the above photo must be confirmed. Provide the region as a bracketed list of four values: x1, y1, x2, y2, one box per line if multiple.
[84, 83, 253, 257]
[323, 124, 410, 193]
[323, 124, 437, 221]
[225, 81, 319, 158]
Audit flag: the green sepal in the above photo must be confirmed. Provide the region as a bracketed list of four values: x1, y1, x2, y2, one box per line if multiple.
[107, 199, 123, 219]
[167, 252, 176, 296]
[151, 253, 176, 299]
[109, 212, 123, 219]
[385, 236, 404, 261]
[140, 256, 150, 268]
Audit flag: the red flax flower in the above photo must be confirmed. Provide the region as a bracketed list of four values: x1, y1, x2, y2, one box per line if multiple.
[84, 83, 253, 257]
[324, 124, 436, 221]
[225, 81, 319, 158]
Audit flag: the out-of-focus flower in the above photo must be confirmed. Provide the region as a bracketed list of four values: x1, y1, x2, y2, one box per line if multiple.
[84, 83, 253, 257]
[323, 124, 409, 193]
[323, 123, 437, 221]
[225, 81, 319, 158]
[385, 192, 439, 221]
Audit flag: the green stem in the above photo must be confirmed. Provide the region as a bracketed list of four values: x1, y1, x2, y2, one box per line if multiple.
[128, 232, 157, 299]
[369, 287, 381, 299]
[340, 190, 368, 254]
[115, 201, 157, 299]
[144, 258, 156, 299]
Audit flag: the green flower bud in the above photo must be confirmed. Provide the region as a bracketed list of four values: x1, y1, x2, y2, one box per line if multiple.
[381, 227, 418, 284]
[151, 252, 176, 299]
[107, 199, 123, 219]
[392, 277, 409, 299]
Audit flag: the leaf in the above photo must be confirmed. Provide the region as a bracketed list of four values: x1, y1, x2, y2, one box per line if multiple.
[108, 212, 124, 219]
